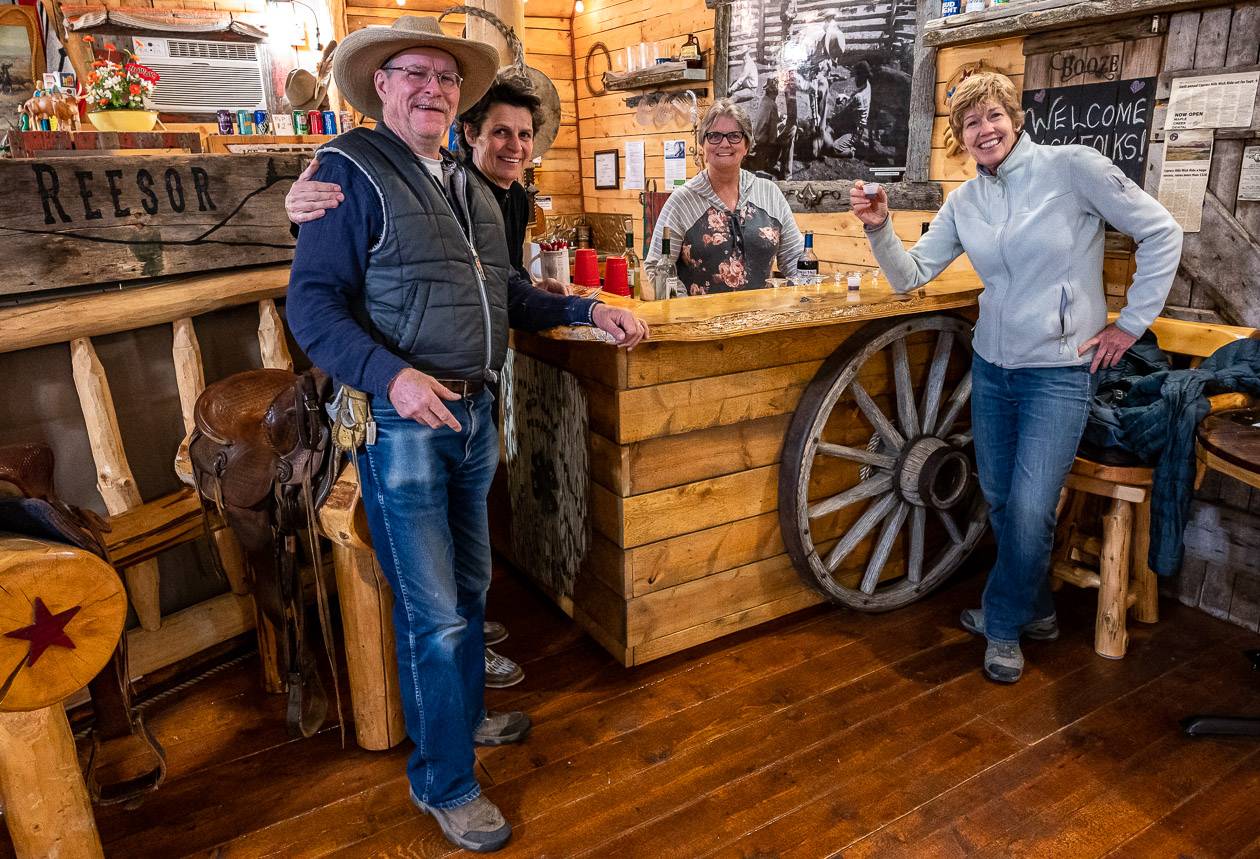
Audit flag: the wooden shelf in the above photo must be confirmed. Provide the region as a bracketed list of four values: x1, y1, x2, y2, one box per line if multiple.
[604, 63, 708, 92]
[922, 0, 1210, 48]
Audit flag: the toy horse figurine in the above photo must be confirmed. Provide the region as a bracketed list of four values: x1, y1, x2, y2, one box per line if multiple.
[19, 90, 81, 131]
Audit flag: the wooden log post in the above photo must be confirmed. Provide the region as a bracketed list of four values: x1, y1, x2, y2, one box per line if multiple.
[1131, 496, 1158, 625]
[172, 318, 251, 597]
[320, 462, 405, 750]
[1096, 498, 1133, 659]
[257, 299, 294, 372]
[71, 338, 162, 632]
[0, 708, 104, 859]
[466, 0, 525, 67]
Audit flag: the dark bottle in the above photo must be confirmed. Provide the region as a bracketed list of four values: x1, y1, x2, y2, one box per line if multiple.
[797, 231, 819, 274]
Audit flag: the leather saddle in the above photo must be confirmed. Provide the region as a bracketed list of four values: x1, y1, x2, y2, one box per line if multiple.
[0, 442, 167, 806]
[189, 368, 341, 739]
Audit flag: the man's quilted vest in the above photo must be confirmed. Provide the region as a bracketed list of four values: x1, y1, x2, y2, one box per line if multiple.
[318, 126, 511, 381]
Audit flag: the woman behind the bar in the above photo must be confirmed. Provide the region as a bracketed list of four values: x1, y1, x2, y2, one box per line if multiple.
[850, 72, 1182, 683]
[644, 99, 804, 294]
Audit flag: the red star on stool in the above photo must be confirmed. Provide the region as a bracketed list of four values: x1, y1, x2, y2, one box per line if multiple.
[4, 598, 81, 667]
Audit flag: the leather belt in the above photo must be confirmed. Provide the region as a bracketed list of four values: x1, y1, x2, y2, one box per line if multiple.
[435, 378, 486, 397]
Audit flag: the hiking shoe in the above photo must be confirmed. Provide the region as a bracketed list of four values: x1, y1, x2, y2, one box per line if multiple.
[485, 647, 524, 689]
[983, 640, 1025, 684]
[410, 791, 511, 853]
[960, 608, 1059, 641]
[474, 711, 531, 746]
[484, 621, 508, 646]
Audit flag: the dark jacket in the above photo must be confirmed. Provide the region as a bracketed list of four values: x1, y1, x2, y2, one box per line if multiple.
[1084, 336, 1260, 575]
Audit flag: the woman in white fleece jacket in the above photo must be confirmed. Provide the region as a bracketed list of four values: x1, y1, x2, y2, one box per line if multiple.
[851, 72, 1182, 684]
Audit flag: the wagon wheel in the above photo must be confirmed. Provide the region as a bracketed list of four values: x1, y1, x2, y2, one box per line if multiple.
[779, 314, 988, 611]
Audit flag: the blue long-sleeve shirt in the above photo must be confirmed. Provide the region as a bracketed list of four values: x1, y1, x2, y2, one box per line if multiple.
[287, 152, 598, 399]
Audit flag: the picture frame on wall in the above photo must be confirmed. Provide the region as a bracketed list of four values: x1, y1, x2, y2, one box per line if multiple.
[594, 148, 620, 190]
[0, 5, 45, 121]
[711, 0, 940, 213]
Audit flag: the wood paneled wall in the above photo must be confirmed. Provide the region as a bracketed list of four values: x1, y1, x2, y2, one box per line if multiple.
[571, 2, 1029, 272]
[337, 0, 581, 213]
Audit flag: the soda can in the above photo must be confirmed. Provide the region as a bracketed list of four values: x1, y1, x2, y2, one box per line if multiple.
[216, 109, 235, 134]
[48, 115, 59, 131]
[307, 110, 324, 135]
[39, 117, 51, 131]
[253, 109, 269, 134]
[237, 109, 252, 135]
[339, 110, 354, 132]
[321, 110, 337, 135]
[293, 110, 309, 135]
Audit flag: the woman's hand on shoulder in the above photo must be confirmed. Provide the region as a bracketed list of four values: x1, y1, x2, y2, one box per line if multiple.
[286, 158, 345, 225]
[850, 180, 888, 229]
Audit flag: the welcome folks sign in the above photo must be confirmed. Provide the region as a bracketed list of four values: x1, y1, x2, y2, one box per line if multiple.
[0, 154, 307, 296]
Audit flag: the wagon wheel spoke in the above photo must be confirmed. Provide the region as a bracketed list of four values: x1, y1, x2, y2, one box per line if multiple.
[907, 506, 926, 584]
[919, 330, 954, 433]
[824, 491, 898, 573]
[816, 442, 895, 469]
[947, 429, 973, 448]
[850, 381, 904, 450]
[891, 339, 919, 437]
[934, 370, 972, 438]
[936, 507, 963, 544]
[859, 500, 909, 594]
[808, 473, 892, 519]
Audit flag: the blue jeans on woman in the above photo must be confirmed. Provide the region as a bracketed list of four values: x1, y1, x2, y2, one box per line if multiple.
[971, 354, 1095, 644]
[358, 389, 498, 809]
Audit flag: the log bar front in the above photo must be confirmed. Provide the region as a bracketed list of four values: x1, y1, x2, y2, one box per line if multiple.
[500, 272, 983, 666]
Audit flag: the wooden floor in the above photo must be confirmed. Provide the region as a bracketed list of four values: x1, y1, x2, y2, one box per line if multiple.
[5, 554, 1260, 858]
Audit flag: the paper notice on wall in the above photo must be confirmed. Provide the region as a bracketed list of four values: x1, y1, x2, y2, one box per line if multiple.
[1157, 129, 1214, 232]
[624, 140, 645, 190]
[664, 139, 688, 188]
[536, 195, 553, 211]
[1238, 145, 1260, 202]
[1164, 71, 1260, 130]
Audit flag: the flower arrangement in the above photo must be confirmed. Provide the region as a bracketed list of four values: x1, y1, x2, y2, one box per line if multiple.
[81, 36, 160, 112]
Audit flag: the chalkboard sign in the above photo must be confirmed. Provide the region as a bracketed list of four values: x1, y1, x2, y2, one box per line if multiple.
[1021, 77, 1156, 185]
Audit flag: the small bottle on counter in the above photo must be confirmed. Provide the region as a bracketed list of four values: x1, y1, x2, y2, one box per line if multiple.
[624, 229, 641, 299]
[654, 229, 683, 300]
[797, 231, 819, 282]
[846, 270, 862, 301]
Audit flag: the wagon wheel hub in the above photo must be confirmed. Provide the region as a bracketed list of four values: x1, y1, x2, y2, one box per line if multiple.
[895, 436, 972, 510]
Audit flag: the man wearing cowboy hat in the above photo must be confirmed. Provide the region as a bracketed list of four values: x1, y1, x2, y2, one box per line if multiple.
[286, 15, 647, 853]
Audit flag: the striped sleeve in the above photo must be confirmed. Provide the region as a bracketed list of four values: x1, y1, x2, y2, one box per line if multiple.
[644, 183, 708, 278]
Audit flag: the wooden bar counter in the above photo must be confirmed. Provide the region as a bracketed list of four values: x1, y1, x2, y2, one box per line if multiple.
[500, 271, 983, 666]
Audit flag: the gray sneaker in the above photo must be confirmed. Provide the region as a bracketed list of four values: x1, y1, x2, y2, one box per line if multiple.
[483, 621, 508, 646]
[410, 790, 511, 853]
[960, 608, 1059, 641]
[983, 639, 1025, 683]
[484, 647, 524, 689]
[474, 710, 531, 746]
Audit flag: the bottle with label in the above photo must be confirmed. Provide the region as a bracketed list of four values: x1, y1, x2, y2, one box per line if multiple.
[654, 229, 683, 300]
[797, 231, 820, 283]
[624, 230, 641, 299]
[680, 33, 702, 69]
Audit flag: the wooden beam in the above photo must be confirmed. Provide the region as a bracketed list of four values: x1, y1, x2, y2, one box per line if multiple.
[1179, 192, 1260, 328]
[923, 0, 1202, 48]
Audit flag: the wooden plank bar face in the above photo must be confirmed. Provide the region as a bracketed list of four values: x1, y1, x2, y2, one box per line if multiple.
[0, 154, 305, 296]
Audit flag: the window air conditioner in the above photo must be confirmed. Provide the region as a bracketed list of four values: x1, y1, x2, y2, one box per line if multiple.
[132, 36, 267, 114]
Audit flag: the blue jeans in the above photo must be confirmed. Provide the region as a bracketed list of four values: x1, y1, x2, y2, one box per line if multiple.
[359, 389, 498, 809]
[971, 354, 1094, 644]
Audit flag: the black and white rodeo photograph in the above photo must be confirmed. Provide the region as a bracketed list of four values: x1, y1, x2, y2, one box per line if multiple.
[724, 0, 917, 181]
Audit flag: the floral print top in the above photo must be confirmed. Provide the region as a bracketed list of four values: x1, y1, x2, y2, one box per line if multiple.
[646, 169, 804, 295]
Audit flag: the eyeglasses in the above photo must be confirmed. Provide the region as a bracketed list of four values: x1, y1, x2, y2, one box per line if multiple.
[704, 131, 746, 145]
[381, 65, 463, 91]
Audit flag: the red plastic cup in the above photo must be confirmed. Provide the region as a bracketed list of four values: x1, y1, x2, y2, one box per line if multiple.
[573, 248, 599, 287]
[604, 256, 629, 296]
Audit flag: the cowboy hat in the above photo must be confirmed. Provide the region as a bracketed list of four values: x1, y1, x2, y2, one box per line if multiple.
[286, 40, 337, 111]
[333, 15, 498, 121]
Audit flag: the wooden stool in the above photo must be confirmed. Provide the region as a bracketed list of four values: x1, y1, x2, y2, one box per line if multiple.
[0, 536, 128, 859]
[1051, 460, 1157, 659]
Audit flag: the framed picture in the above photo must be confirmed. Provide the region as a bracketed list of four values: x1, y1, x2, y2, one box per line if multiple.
[712, 0, 940, 213]
[594, 148, 620, 190]
[0, 5, 45, 121]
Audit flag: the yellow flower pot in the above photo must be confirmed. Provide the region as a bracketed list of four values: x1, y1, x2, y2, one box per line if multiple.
[88, 109, 160, 132]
